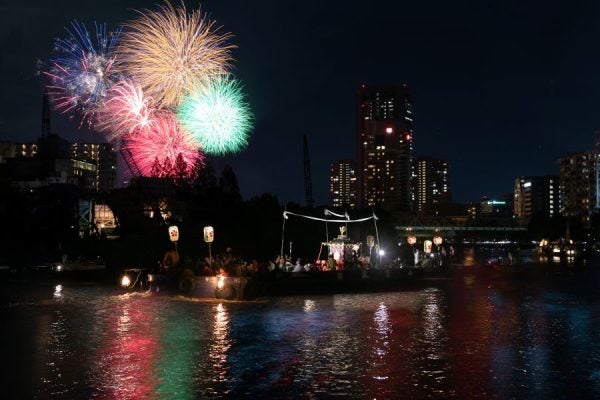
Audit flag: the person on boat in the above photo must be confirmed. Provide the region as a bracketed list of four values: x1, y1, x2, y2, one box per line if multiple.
[285, 255, 293, 271]
[326, 255, 336, 271]
[162, 248, 180, 275]
[292, 258, 304, 272]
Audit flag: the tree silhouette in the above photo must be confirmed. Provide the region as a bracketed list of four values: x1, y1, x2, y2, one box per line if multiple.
[161, 156, 173, 178]
[174, 153, 189, 185]
[150, 157, 161, 177]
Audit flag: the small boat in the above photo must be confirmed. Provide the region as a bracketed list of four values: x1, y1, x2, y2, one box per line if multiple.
[119, 268, 260, 301]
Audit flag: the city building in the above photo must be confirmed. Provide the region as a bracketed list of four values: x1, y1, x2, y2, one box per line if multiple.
[71, 142, 117, 192]
[356, 84, 414, 214]
[469, 195, 514, 220]
[5, 157, 97, 190]
[513, 176, 559, 221]
[559, 151, 598, 226]
[329, 160, 357, 209]
[416, 157, 451, 214]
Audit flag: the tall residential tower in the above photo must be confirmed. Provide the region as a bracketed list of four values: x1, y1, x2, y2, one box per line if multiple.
[329, 160, 357, 209]
[513, 175, 559, 221]
[416, 157, 451, 214]
[356, 84, 414, 214]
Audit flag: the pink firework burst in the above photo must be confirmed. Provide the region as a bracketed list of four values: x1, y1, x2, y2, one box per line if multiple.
[124, 112, 204, 178]
[96, 80, 157, 141]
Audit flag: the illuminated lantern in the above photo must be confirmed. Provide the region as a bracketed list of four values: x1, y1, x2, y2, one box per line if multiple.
[424, 240, 432, 254]
[203, 226, 214, 243]
[407, 235, 417, 245]
[168, 225, 179, 242]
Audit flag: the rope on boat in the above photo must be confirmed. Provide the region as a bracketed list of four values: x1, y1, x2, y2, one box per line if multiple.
[283, 211, 377, 223]
[315, 242, 324, 264]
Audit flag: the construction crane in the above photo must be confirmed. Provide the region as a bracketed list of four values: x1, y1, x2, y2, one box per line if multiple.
[303, 134, 314, 208]
[119, 142, 169, 222]
[119, 144, 143, 178]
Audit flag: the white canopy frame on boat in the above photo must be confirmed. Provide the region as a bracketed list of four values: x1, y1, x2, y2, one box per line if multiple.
[280, 208, 380, 260]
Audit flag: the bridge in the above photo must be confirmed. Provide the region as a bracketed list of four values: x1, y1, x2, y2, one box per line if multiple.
[394, 216, 527, 237]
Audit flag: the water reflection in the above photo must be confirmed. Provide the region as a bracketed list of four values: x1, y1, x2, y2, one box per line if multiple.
[91, 297, 158, 399]
[41, 310, 70, 397]
[210, 302, 231, 383]
[155, 302, 198, 399]
[6, 256, 600, 399]
[53, 284, 62, 299]
[371, 303, 391, 380]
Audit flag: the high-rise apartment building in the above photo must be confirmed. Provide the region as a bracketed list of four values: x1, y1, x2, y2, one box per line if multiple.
[513, 176, 559, 221]
[559, 152, 597, 226]
[416, 157, 450, 214]
[357, 84, 414, 214]
[329, 160, 357, 209]
[71, 142, 117, 192]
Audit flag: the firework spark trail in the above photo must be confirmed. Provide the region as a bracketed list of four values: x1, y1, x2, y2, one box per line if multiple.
[116, 2, 235, 109]
[96, 80, 157, 141]
[44, 20, 121, 127]
[124, 111, 203, 177]
[177, 75, 252, 155]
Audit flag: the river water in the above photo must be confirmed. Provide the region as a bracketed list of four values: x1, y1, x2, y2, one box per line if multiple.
[3, 248, 600, 399]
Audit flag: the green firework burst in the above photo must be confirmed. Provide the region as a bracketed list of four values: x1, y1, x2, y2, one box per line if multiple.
[178, 76, 252, 155]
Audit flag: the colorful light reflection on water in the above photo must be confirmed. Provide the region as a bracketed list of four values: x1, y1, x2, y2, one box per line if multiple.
[4, 255, 600, 398]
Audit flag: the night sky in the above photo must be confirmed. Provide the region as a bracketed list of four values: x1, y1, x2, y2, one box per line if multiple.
[2, 0, 600, 205]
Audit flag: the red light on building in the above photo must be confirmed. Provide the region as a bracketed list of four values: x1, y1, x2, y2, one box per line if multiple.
[405, 134, 412, 140]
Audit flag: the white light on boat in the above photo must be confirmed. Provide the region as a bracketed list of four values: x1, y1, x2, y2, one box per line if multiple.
[121, 275, 131, 287]
[217, 275, 225, 290]
[56, 265, 62, 272]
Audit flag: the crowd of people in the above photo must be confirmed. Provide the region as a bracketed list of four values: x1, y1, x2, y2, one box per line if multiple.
[158, 241, 454, 280]
[158, 246, 384, 279]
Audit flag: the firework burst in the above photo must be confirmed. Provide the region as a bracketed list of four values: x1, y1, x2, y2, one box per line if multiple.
[123, 112, 203, 177]
[116, 2, 235, 109]
[177, 76, 252, 155]
[96, 80, 157, 141]
[45, 20, 121, 126]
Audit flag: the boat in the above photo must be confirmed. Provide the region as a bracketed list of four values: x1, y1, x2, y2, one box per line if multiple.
[117, 209, 444, 300]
